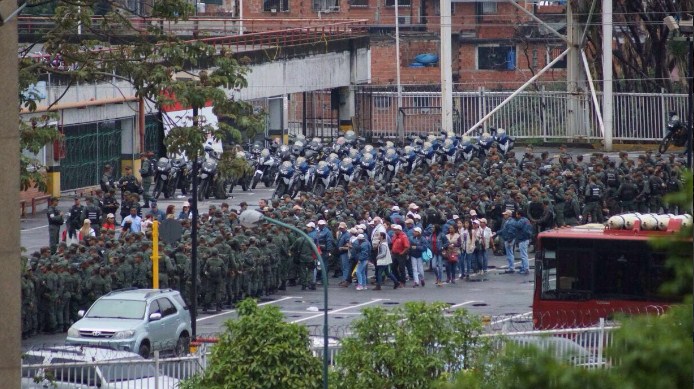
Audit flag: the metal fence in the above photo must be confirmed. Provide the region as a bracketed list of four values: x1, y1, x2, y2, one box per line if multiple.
[308, 319, 618, 369]
[60, 120, 123, 190]
[21, 351, 206, 389]
[355, 88, 688, 141]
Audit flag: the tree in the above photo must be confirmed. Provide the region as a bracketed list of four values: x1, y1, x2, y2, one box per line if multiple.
[18, 0, 264, 185]
[446, 172, 694, 389]
[331, 301, 489, 389]
[181, 299, 322, 389]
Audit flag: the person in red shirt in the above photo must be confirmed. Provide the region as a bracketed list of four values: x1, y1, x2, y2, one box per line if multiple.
[390, 224, 410, 287]
[102, 213, 116, 231]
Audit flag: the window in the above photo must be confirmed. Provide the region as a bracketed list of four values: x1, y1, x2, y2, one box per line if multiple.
[86, 299, 146, 320]
[547, 46, 567, 69]
[413, 96, 431, 113]
[349, 0, 368, 6]
[314, 0, 339, 11]
[172, 293, 189, 311]
[476, 1, 497, 14]
[477, 45, 516, 70]
[385, 0, 411, 6]
[263, 0, 289, 12]
[157, 298, 177, 317]
[148, 300, 161, 317]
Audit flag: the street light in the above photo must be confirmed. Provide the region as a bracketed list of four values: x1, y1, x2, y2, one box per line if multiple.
[238, 209, 330, 389]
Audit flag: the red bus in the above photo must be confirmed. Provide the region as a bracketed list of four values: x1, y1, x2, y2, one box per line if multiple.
[533, 214, 689, 330]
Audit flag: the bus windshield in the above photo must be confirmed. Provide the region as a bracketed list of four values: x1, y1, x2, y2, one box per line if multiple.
[539, 238, 673, 302]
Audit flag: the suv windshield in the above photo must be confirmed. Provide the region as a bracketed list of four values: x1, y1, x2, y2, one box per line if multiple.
[87, 299, 146, 319]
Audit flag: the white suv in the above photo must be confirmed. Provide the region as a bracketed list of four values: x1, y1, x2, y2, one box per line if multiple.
[66, 289, 192, 358]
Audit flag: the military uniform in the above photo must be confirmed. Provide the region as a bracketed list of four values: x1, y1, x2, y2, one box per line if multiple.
[139, 156, 154, 207]
[291, 236, 316, 290]
[202, 248, 226, 312]
[46, 200, 64, 254]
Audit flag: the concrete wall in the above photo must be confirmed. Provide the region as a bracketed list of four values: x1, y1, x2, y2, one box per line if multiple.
[232, 46, 371, 100]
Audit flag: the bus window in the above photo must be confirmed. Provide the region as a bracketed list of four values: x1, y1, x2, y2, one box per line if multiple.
[541, 245, 593, 300]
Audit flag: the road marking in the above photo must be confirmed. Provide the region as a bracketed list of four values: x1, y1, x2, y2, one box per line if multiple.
[196, 296, 297, 322]
[449, 300, 480, 309]
[490, 311, 532, 326]
[22, 225, 48, 231]
[282, 310, 362, 315]
[290, 299, 387, 324]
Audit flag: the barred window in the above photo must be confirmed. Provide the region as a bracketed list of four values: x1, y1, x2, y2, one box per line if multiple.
[264, 0, 289, 12]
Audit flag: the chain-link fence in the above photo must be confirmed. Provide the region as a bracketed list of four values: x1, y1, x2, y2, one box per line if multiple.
[144, 115, 164, 157]
[60, 120, 123, 191]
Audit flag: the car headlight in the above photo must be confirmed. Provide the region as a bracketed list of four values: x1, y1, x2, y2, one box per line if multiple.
[113, 330, 136, 339]
[67, 327, 80, 337]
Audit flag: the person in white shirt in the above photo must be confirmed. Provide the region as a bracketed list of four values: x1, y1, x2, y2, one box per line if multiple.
[478, 218, 495, 273]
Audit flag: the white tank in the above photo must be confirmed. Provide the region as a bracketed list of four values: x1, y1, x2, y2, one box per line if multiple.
[607, 215, 626, 230]
[622, 213, 642, 229]
[639, 214, 660, 231]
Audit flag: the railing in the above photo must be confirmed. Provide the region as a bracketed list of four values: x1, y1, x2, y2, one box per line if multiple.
[356, 88, 688, 142]
[18, 16, 369, 38]
[21, 351, 206, 389]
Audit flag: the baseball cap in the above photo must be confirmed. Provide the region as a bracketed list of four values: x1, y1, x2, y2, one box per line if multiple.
[473, 220, 480, 225]
[408, 203, 418, 209]
[502, 210, 512, 215]
[317, 220, 327, 225]
[338, 222, 348, 229]
[413, 227, 422, 233]
[479, 218, 487, 224]
[106, 213, 115, 218]
[292, 205, 303, 211]
[349, 228, 358, 234]
[452, 215, 460, 220]
[405, 218, 414, 224]
[470, 210, 477, 216]
[306, 222, 316, 228]
[392, 224, 402, 230]
[391, 206, 400, 211]
[357, 234, 365, 239]
[183, 202, 190, 207]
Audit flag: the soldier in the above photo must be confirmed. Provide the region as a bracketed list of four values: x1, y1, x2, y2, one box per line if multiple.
[562, 191, 581, 226]
[202, 248, 226, 312]
[47, 197, 64, 254]
[21, 267, 38, 338]
[84, 197, 103, 237]
[102, 191, 119, 221]
[616, 175, 638, 212]
[100, 164, 116, 193]
[66, 197, 85, 244]
[647, 167, 667, 214]
[582, 176, 604, 223]
[118, 166, 140, 201]
[139, 152, 155, 208]
[37, 262, 59, 333]
[291, 233, 316, 291]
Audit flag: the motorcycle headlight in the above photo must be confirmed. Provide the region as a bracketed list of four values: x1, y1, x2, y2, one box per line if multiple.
[67, 327, 80, 337]
[113, 330, 136, 339]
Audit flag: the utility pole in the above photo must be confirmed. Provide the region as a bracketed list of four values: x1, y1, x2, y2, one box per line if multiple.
[190, 106, 199, 338]
[439, 0, 452, 133]
[0, 8, 20, 388]
[602, 0, 613, 151]
[566, 2, 583, 139]
[395, 0, 404, 143]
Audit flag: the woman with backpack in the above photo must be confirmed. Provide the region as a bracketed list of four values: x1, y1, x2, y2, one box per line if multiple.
[444, 224, 461, 284]
[428, 224, 448, 287]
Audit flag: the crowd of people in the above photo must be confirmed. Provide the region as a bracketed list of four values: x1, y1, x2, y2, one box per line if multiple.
[22, 145, 688, 338]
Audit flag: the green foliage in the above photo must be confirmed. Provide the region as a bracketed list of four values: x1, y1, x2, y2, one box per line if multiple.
[331, 301, 488, 389]
[180, 299, 322, 389]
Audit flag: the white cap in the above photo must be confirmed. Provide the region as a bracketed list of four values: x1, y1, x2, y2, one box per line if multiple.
[306, 222, 316, 228]
[452, 215, 460, 220]
[392, 224, 402, 230]
[357, 234, 365, 239]
[317, 220, 327, 225]
[470, 210, 478, 216]
[408, 203, 418, 210]
[349, 228, 358, 234]
[183, 202, 190, 207]
[473, 219, 480, 225]
[405, 218, 414, 224]
[373, 217, 382, 224]
[413, 227, 422, 233]
[414, 214, 422, 219]
[358, 224, 366, 230]
[391, 206, 400, 211]
[479, 218, 487, 224]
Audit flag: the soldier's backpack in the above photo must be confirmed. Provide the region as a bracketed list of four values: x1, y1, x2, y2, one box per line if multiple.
[207, 263, 222, 278]
[605, 170, 618, 187]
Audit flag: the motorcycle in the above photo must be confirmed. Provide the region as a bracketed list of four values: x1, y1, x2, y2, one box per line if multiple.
[357, 152, 379, 181]
[152, 157, 172, 200]
[336, 156, 355, 189]
[477, 132, 494, 159]
[290, 156, 315, 198]
[402, 145, 419, 174]
[165, 158, 188, 199]
[493, 127, 515, 156]
[197, 150, 227, 201]
[252, 148, 278, 189]
[420, 141, 438, 168]
[381, 148, 401, 183]
[273, 160, 296, 199]
[659, 112, 691, 153]
[458, 136, 477, 162]
[313, 160, 332, 196]
[227, 151, 252, 194]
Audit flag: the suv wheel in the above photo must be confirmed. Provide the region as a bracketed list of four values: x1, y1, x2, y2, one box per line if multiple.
[175, 334, 190, 356]
[138, 342, 151, 359]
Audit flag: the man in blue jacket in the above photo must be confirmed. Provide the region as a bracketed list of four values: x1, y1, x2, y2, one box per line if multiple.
[512, 210, 533, 275]
[409, 227, 429, 287]
[496, 209, 516, 273]
[336, 222, 352, 287]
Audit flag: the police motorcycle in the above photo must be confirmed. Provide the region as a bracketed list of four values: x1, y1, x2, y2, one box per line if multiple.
[151, 157, 172, 200]
[313, 158, 335, 196]
[304, 137, 324, 164]
[273, 159, 296, 199]
[252, 148, 279, 189]
[336, 156, 356, 189]
[402, 145, 420, 174]
[492, 127, 515, 156]
[197, 147, 226, 201]
[357, 150, 379, 182]
[439, 137, 459, 164]
[659, 111, 691, 153]
[381, 147, 402, 182]
[333, 136, 350, 158]
[457, 136, 477, 162]
[165, 157, 189, 198]
[227, 151, 253, 194]
[289, 156, 315, 198]
[419, 141, 439, 169]
[476, 131, 495, 159]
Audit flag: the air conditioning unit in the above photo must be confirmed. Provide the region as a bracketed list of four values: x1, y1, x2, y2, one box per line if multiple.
[270, 7, 277, 13]
[398, 16, 411, 25]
